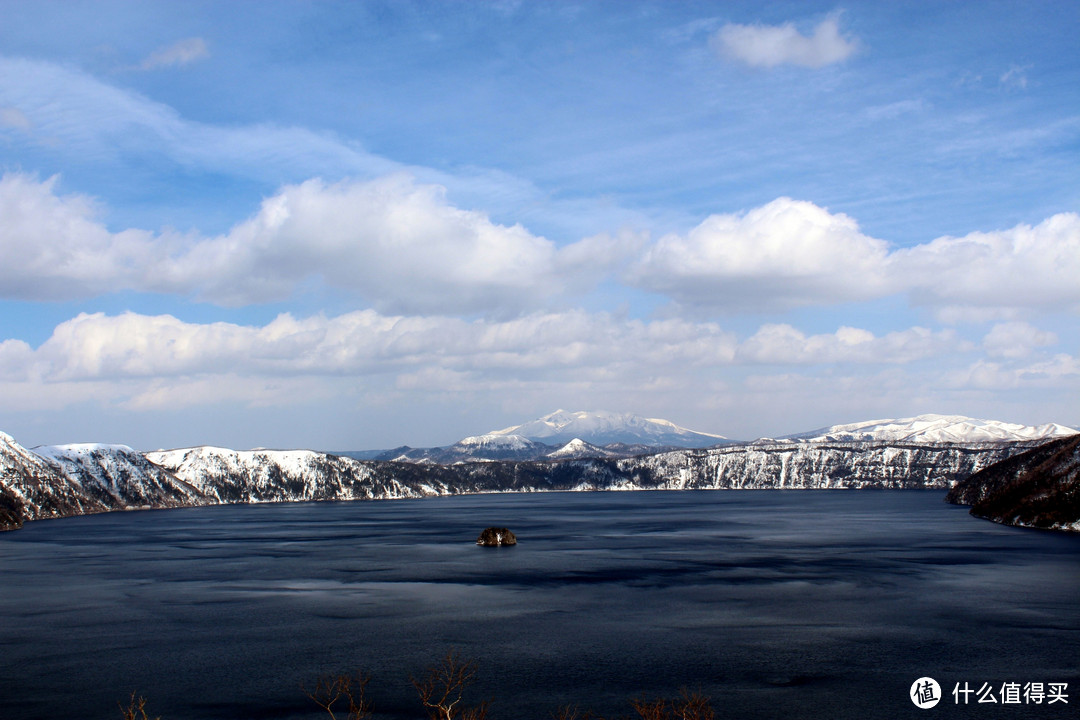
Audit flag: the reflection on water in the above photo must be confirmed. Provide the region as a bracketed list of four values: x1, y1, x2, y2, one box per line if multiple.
[0, 491, 1077, 719]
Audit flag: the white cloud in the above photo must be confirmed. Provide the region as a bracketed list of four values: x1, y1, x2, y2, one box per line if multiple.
[949, 353, 1080, 391]
[736, 324, 959, 364]
[863, 99, 927, 121]
[2, 310, 963, 413]
[891, 212, 1080, 316]
[3, 310, 1073, 445]
[628, 197, 892, 311]
[0, 172, 614, 313]
[12, 310, 739, 387]
[0, 57, 400, 183]
[0, 56, 649, 244]
[982, 322, 1057, 359]
[163, 174, 611, 312]
[711, 16, 858, 69]
[139, 38, 209, 70]
[0, 173, 160, 300]
[629, 200, 1080, 318]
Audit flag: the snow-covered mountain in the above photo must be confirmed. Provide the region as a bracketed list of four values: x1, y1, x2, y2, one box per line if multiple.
[545, 438, 616, 460]
[444, 434, 554, 461]
[3, 413, 1076, 532]
[488, 409, 727, 448]
[783, 414, 1077, 444]
[34, 443, 204, 510]
[0, 433, 205, 530]
[146, 446, 430, 503]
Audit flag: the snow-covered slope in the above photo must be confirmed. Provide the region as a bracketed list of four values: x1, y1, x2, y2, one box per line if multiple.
[489, 409, 727, 448]
[545, 438, 615, 459]
[0, 431, 72, 529]
[2, 419, 1068, 532]
[34, 443, 204, 510]
[628, 441, 1034, 490]
[447, 434, 553, 461]
[784, 414, 1077, 444]
[146, 446, 432, 502]
[0, 433, 206, 530]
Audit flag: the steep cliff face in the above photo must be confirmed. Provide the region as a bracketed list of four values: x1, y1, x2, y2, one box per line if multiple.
[33, 444, 205, 511]
[0, 428, 1062, 532]
[146, 447, 438, 503]
[946, 435, 1080, 532]
[625, 441, 1033, 490]
[0, 432, 114, 527]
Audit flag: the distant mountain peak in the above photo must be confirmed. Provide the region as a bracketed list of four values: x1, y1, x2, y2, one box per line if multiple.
[488, 409, 726, 448]
[545, 437, 614, 459]
[785, 414, 1078, 444]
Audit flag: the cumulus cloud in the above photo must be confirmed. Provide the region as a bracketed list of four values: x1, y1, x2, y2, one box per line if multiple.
[949, 353, 1080, 391]
[2, 310, 967, 412]
[891, 212, 1080, 317]
[0, 172, 613, 313]
[139, 38, 209, 70]
[0, 173, 159, 300]
[736, 324, 960, 365]
[0, 56, 647, 243]
[11, 310, 738, 386]
[982, 322, 1057, 359]
[162, 175, 609, 312]
[5, 170, 1078, 320]
[628, 197, 892, 311]
[629, 200, 1080, 317]
[711, 16, 858, 68]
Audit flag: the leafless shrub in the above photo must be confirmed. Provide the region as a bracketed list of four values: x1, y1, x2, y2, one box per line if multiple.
[411, 650, 491, 720]
[631, 688, 714, 720]
[302, 671, 373, 720]
[552, 704, 602, 720]
[118, 692, 159, 720]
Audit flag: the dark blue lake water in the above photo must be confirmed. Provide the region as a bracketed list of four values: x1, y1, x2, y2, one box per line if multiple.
[1, 491, 1077, 720]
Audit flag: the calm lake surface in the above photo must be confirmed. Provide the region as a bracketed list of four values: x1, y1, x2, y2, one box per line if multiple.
[1, 491, 1077, 720]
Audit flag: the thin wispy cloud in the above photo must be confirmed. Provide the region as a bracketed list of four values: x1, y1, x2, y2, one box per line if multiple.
[999, 64, 1031, 90]
[711, 15, 858, 68]
[0, 106, 32, 130]
[138, 37, 209, 70]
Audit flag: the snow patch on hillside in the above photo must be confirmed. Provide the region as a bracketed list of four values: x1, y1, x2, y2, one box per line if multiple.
[785, 414, 1077, 444]
[489, 409, 725, 447]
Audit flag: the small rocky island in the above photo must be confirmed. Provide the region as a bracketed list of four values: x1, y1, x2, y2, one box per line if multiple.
[477, 527, 517, 546]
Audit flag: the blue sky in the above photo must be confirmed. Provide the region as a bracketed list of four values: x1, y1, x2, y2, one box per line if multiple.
[0, 0, 1077, 450]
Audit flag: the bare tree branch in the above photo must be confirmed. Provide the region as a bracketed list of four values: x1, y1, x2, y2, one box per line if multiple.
[303, 671, 373, 720]
[118, 692, 160, 720]
[410, 650, 490, 720]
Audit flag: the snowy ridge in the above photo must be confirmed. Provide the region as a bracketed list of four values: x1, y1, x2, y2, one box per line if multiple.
[2, 414, 1076, 532]
[628, 441, 1035, 491]
[147, 446, 428, 503]
[784, 414, 1077, 444]
[457, 434, 536, 449]
[545, 438, 615, 459]
[0, 434, 204, 529]
[33, 443, 204, 510]
[489, 409, 727, 448]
